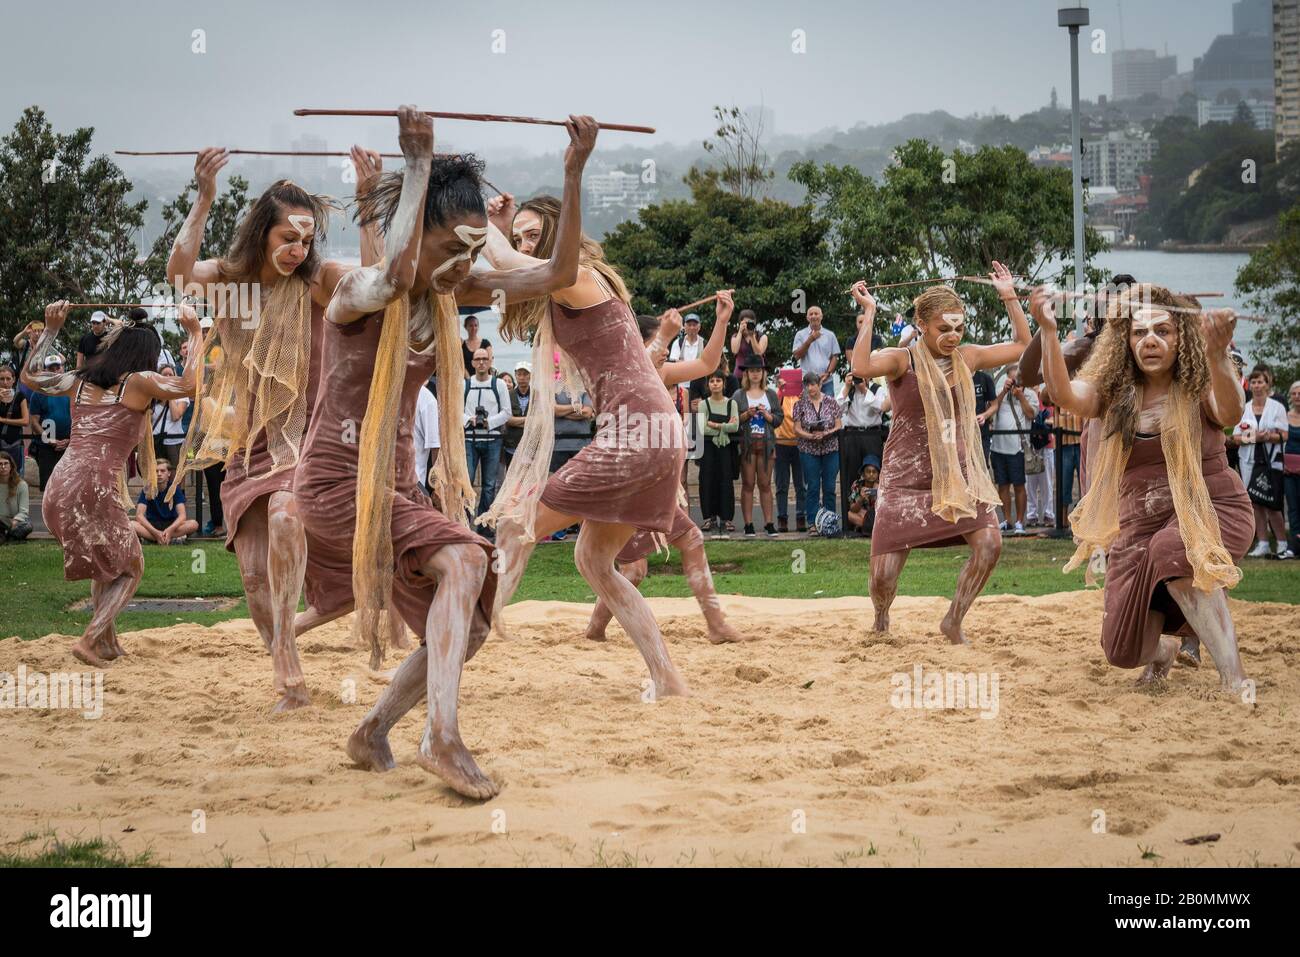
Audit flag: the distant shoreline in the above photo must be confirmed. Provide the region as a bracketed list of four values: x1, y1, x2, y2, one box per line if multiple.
[1112, 243, 1264, 255]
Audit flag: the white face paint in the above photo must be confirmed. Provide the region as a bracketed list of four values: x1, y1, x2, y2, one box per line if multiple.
[1129, 308, 1177, 373]
[271, 214, 315, 277]
[429, 225, 488, 283]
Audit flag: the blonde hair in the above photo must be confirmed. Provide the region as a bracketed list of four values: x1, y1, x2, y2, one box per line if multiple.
[913, 286, 966, 328]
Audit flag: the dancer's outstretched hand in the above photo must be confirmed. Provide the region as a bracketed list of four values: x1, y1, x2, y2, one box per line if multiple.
[850, 280, 877, 316]
[1029, 286, 1058, 333]
[714, 289, 734, 324]
[397, 105, 433, 163]
[486, 192, 517, 235]
[176, 302, 201, 338]
[564, 115, 599, 174]
[989, 261, 1017, 299]
[1202, 308, 1236, 356]
[659, 307, 683, 342]
[349, 146, 383, 192]
[43, 300, 70, 333]
[194, 147, 228, 201]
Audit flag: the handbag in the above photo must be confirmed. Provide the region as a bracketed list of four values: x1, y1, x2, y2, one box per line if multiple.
[1285, 453, 1300, 476]
[1246, 451, 1283, 510]
[1010, 402, 1045, 475]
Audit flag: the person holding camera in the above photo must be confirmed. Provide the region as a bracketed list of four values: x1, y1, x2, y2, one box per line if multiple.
[463, 348, 512, 520]
[988, 365, 1038, 534]
[731, 309, 768, 380]
[732, 354, 782, 537]
[837, 370, 886, 522]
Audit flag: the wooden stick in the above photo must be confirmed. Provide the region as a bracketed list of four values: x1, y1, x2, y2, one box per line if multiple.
[63, 303, 167, 309]
[294, 108, 655, 134]
[674, 290, 734, 312]
[851, 276, 961, 293]
[116, 149, 402, 158]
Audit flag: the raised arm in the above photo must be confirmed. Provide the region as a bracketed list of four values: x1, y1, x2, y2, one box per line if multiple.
[166, 148, 229, 292]
[1201, 309, 1246, 428]
[1031, 287, 1101, 419]
[960, 261, 1031, 371]
[351, 146, 386, 268]
[848, 282, 909, 381]
[325, 106, 433, 325]
[130, 306, 205, 401]
[457, 116, 599, 308]
[19, 302, 79, 397]
[662, 291, 733, 386]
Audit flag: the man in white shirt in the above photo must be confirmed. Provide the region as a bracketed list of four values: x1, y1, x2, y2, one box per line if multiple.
[463, 348, 512, 520]
[791, 305, 840, 396]
[837, 373, 887, 519]
[988, 366, 1039, 533]
[412, 382, 440, 491]
[668, 313, 703, 362]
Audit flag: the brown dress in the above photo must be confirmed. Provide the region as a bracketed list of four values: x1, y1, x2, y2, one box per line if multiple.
[1100, 415, 1253, 668]
[872, 356, 998, 556]
[43, 376, 145, 583]
[617, 507, 698, 564]
[221, 303, 325, 551]
[295, 305, 496, 639]
[541, 296, 684, 531]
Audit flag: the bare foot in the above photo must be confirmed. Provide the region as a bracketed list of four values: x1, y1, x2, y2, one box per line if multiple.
[872, 613, 890, 633]
[346, 722, 396, 772]
[415, 732, 499, 800]
[706, 620, 751, 644]
[71, 640, 112, 669]
[650, 672, 691, 698]
[583, 622, 609, 642]
[939, 615, 970, 646]
[1177, 637, 1201, 669]
[1137, 636, 1179, 685]
[271, 685, 311, 714]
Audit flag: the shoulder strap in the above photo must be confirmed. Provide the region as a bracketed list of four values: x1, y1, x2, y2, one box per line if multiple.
[116, 372, 134, 402]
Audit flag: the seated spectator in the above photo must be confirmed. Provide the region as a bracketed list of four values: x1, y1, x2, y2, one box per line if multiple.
[0, 365, 29, 473]
[133, 461, 198, 545]
[27, 355, 71, 489]
[845, 456, 881, 537]
[0, 451, 32, 543]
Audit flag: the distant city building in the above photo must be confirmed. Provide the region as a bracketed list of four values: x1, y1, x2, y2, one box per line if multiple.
[1193, 33, 1274, 103]
[1082, 130, 1158, 192]
[1161, 71, 1194, 100]
[1027, 144, 1072, 169]
[1278, 0, 1300, 151]
[289, 135, 329, 185]
[1112, 49, 1178, 100]
[1234, 0, 1273, 36]
[584, 170, 657, 211]
[1197, 97, 1276, 127]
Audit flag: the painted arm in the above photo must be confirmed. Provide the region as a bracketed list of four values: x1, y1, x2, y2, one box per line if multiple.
[1201, 309, 1246, 428]
[960, 262, 1030, 371]
[326, 106, 433, 325]
[849, 282, 909, 381]
[1030, 287, 1100, 419]
[661, 292, 733, 386]
[131, 306, 205, 401]
[350, 146, 386, 268]
[166, 147, 229, 291]
[20, 303, 78, 397]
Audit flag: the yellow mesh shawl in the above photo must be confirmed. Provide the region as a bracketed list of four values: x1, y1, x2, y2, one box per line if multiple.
[1064, 383, 1241, 592]
[911, 342, 1001, 522]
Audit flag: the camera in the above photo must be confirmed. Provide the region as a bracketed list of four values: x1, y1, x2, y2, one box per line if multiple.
[473, 405, 489, 430]
[745, 319, 756, 331]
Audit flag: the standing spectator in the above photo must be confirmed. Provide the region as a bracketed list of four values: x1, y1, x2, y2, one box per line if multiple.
[76, 310, 109, 367]
[732, 355, 782, 537]
[836, 372, 886, 520]
[1232, 365, 1290, 558]
[150, 376, 189, 469]
[669, 312, 704, 363]
[504, 359, 533, 473]
[791, 305, 841, 396]
[551, 388, 594, 472]
[12, 319, 44, 400]
[791, 371, 843, 531]
[698, 368, 739, 538]
[773, 369, 806, 532]
[0, 451, 31, 542]
[461, 313, 492, 374]
[730, 310, 769, 380]
[27, 355, 71, 488]
[1024, 388, 1055, 527]
[0, 366, 28, 473]
[988, 365, 1038, 533]
[463, 347, 511, 520]
[845, 456, 881, 537]
[133, 460, 198, 545]
[972, 365, 996, 465]
[1283, 379, 1300, 559]
[412, 381, 440, 494]
[1054, 403, 1084, 518]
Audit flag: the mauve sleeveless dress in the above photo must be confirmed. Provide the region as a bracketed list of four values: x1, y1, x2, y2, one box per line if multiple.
[220, 303, 325, 551]
[295, 304, 496, 639]
[1099, 415, 1252, 668]
[872, 355, 998, 556]
[541, 296, 684, 532]
[43, 378, 145, 583]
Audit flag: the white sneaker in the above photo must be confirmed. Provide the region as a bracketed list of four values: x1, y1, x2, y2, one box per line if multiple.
[1248, 541, 1271, 558]
[1013, 522, 1025, 534]
[998, 521, 1009, 531]
[1277, 548, 1295, 560]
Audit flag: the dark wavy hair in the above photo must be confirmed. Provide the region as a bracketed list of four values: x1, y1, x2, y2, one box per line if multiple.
[75, 325, 162, 389]
[356, 154, 487, 233]
[0, 450, 19, 495]
[218, 180, 333, 283]
[636, 313, 661, 344]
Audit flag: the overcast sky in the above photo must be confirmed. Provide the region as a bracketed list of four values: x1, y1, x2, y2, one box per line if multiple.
[1, 0, 1243, 158]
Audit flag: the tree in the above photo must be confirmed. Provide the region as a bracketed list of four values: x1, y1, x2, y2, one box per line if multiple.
[0, 106, 148, 343]
[1236, 202, 1300, 387]
[790, 139, 1108, 342]
[142, 175, 252, 290]
[701, 105, 774, 200]
[602, 167, 845, 362]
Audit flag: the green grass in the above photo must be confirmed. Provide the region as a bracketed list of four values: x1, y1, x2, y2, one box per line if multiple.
[0, 831, 156, 867]
[2, 537, 1296, 642]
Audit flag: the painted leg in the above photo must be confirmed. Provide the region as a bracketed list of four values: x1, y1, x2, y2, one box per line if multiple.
[294, 599, 354, 638]
[346, 644, 426, 772]
[232, 505, 275, 653]
[488, 503, 573, 637]
[72, 571, 140, 668]
[584, 559, 644, 643]
[940, 527, 1003, 645]
[575, 521, 689, 697]
[265, 491, 310, 713]
[676, 529, 746, 644]
[869, 549, 908, 632]
[1167, 578, 1248, 691]
[1135, 605, 1178, 685]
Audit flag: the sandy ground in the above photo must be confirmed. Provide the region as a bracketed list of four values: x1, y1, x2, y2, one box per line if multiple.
[1, 590, 1298, 867]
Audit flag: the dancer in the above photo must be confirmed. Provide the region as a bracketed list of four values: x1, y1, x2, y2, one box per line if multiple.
[584, 300, 747, 645]
[21, 302, 202, 666]
[849, 263, 1030, 643]
[301, 107, 598, 799]
[1031, 284, 1251, 689]
[477, 186, 692, 698]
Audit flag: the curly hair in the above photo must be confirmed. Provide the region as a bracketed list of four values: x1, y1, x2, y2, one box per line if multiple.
[1077, 284, 1209, 448]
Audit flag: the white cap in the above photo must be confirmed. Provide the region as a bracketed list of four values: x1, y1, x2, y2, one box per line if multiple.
[44, 354, 65, 367]
[90, 311, 108, 324]
[514, 360, 532, 373]
[199, 317, 214, 330]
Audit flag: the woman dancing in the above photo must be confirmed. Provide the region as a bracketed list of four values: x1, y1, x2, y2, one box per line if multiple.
[583, 300, 746, 645]
[849, 263, 1030, 643]
[22, 302, 202, 666]
[1031, 284, 1251, 689]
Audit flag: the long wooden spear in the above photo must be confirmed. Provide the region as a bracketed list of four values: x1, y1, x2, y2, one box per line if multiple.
[293, 108, 655, 134]
[116, 149, 402, 158]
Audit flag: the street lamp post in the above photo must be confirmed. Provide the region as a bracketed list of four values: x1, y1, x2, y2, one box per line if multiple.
[1059, 3, 1090, 336]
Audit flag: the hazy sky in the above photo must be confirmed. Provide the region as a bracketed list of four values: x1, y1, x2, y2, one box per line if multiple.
[0, 0, 1244, 158]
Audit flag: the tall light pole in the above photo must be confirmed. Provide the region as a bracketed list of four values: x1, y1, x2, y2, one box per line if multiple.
[1059, 3, 1090, 336]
